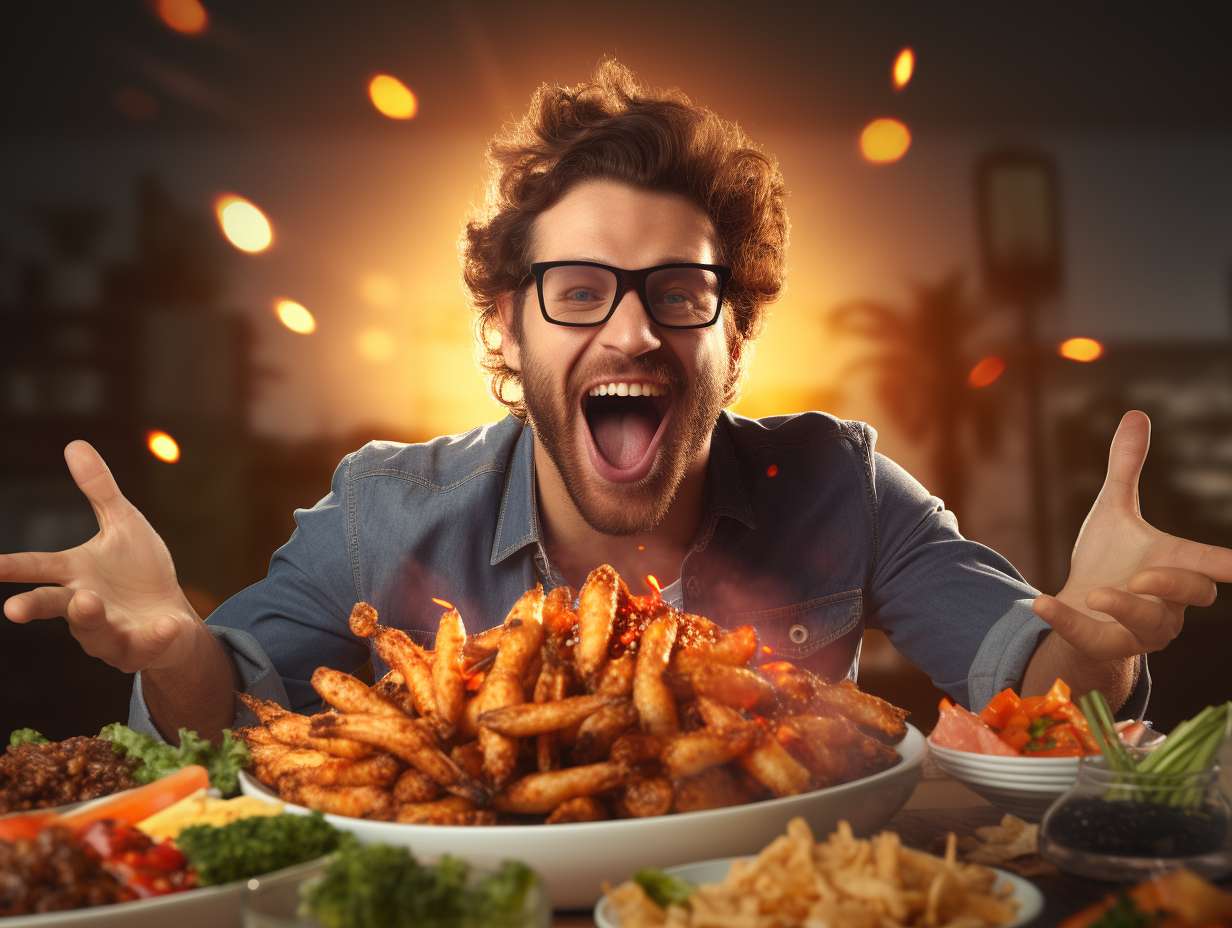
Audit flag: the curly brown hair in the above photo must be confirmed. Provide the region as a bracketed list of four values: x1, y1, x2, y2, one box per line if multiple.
[461, 58, 789, 419]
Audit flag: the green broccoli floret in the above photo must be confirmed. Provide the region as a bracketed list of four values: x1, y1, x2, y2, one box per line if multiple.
[175, 812, 343, 885]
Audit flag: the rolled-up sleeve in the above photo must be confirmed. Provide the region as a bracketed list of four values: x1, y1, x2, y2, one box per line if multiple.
[127, 454, 370, 737]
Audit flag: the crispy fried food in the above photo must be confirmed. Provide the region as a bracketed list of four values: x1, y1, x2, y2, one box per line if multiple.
[235, 695, 376, 759]
[477, 590, 545, 787]
[618, 775, 673, 819]
[533, 654, 572, 772]
[761, 661, 908, 743]
[312, 667, 404, 718]
[594, 652, 635, 697]
[633, 613, 678, 737]
[493, 762, 628, 815]
[696, 698, 811, 797]
[371, 670, 418, 716]
[669, 624, 758, 676]
[462, 625, 503, 671]
[432, 607, 467, 733]
[371, 625, 441, 728]
[662, 724, 760, 779]
[458, 690, 483, 740]
[609, 732, 664, 768]
[778, 715, 900, 787]
[450, 741, 485, 783]
[309, 712, 485, 803]
[571, 701, 639, 764]
[392, 767, 442, 803]
[545, 795, 607, 824]
[542, 584, 578, 644]
[575, 564, 618, 683]
[395, 796, 496, 826]
[347, 601, 379, 639]
[479, 694, 625, 738]
[672, 765, 750, 814]
[689, 664, 779, 713]
[285, 782, 395, 820]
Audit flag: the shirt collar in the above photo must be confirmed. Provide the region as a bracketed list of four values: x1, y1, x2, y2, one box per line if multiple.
[489, 411, 755, 567]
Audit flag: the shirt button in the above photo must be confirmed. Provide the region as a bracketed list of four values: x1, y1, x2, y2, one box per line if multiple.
[788, 624, 809, 645]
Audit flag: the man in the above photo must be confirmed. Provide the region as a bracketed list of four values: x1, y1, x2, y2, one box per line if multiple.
[3, 61, 1229, 744]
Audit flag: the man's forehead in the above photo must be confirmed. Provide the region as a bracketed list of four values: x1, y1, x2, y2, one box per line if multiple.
[529, 181, 717, 265]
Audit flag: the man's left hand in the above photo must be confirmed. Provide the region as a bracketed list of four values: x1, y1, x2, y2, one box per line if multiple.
[1033, 409, 1232, 661]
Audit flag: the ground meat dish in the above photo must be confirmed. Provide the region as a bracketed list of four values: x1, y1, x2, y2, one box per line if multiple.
[0, 737, 138, 813]
[0, 826, 134, 915]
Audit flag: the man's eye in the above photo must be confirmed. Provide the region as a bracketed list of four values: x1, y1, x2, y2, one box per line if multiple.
[565, 289, 601, 301]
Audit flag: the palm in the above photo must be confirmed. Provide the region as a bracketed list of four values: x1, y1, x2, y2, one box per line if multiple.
[1, 442, 195, 672]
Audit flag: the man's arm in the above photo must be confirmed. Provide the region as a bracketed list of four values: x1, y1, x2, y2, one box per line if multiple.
[1021, 629, 1137, 711]
[142, 619, 240, 743]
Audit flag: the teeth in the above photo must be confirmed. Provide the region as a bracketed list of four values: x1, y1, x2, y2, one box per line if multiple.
[587, 382, 668, 398]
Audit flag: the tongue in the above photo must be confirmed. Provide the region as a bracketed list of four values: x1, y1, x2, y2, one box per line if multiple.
[591, 408, 659, 470]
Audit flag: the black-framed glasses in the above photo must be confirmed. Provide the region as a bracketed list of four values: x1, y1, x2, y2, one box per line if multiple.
[526, 260, 731, 328]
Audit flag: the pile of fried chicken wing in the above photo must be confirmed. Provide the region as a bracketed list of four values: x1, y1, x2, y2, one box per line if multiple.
[239, 565, 908, 825]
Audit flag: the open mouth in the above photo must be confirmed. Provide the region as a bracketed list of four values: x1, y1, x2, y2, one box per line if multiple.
[580, 382, 672, 483]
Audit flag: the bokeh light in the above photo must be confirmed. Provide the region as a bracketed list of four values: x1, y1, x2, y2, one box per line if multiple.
[155, 0, 208, 36]
[356, 327, 397, 362]
[893, 48, 915, 90]
[274, 299, 316, 335]
[368, 74, 418, 120]
[967, 355, 1007, 388]
[1059, 337, 1104, 362]
[215, 194, 273, 253]
[859, 118, 912, 164]
[146, 430, 181, 463]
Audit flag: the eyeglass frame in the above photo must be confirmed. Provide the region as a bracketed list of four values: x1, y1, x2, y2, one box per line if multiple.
[523, 260, 732, 329]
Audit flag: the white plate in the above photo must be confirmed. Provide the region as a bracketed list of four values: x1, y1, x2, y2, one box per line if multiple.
[593, 855, 1044, 928]
[240, 722, 926, 909]
[0, 855, 329, 928]
[928, 742, 1082, 772]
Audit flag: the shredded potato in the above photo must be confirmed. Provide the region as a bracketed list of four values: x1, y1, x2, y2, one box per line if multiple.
[604, 817, 1019, 928]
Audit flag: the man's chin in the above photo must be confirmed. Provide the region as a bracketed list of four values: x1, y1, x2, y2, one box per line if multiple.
[568, 469, 675, 536]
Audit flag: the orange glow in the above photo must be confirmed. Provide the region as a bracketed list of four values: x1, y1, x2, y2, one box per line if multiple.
[156, 0, 208, 35]
[146, 430, 181, 463]
[645, 575, 662, 597]
[859, 118, 912, 164]
[368, 74, 418, 120]
[636, 544, 646, 552]
[215, 195, 273, 253]
[431, 597, 454, 610]
[356, 327, 397, 362]
[360, 272, 400, 307]
[274, 299, 316, 335]
[766, 464, 779, 478]
[762, 645, 774, 655]
[967, 355, 1007, 388]
[892, 48, 915, 89]
[1059, 337, 1104, 362]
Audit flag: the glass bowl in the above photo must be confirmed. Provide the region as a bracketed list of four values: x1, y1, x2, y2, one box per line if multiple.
[1039, 756, 1231, 882]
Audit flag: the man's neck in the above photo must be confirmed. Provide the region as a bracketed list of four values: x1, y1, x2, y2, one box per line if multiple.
[531, 438, 710, 591]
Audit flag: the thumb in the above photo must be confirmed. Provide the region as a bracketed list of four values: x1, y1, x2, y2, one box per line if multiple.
[1099, 410, 1150, 514]
[64, 440, 131, 531]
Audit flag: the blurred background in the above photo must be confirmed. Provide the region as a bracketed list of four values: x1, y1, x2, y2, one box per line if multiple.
[1, 1, 1228, 739]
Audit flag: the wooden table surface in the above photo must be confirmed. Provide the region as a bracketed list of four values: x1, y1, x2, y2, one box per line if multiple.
[550, 756, 1219, 926]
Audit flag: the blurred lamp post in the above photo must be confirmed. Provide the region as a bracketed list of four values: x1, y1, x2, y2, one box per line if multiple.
[975, 149, 1063, 588]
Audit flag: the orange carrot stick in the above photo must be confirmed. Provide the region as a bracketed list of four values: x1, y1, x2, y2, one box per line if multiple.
[58, 764, 210, 833]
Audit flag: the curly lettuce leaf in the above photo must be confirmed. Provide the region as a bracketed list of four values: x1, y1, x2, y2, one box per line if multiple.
[8, 728, 49, 747]
[98, 723, 249, 796]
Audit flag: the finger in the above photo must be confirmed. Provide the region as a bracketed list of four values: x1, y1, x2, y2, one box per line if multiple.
[65, 589, 109, 633]
[0, 550, 70, 585]
[1167, 539, 1232, 585]
[1099, 410, 1150, 514]
[1032, 594, 1142, 662]
[1128, 567, 1218, 607]
[4, 586, 73, 623]
[64, 440, 131, 530]
[1085, 587, 1179, 652]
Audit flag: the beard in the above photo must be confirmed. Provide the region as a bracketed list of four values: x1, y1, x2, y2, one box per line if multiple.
[521, 345, 724, 536]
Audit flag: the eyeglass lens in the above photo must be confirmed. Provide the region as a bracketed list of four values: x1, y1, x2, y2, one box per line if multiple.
[541, 265, 721, 326]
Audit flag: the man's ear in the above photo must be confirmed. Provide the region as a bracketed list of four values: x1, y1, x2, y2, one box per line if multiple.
[495, 292, 521, 373]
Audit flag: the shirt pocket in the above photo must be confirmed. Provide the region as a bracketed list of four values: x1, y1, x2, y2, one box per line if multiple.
[731, 588, 863, 662]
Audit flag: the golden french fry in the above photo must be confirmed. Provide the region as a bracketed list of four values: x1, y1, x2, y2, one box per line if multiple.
[371, 670, 417, 716]
[261, 710, 373, 759]
[669, 624, 757, 675]
[371, 625, 441, 728]
[393, 767, 443, 803]
[575, 564, 618, 683]
[761, 662, 908, 744]
[458, 691, 483, 740]
[695, 697, 811, 797]
[480, 694, 625, 737]
[594, 652, 635, 697]
[450, 741, 485, 782]
[312, 666, 404, 718]
[534, 657, 572, 771]
[618, 775, 673, 818]
[284, 782, 394, 820]
[281, 753, 401, 789]
[477, 593, 545, 787]
[671, 765, 749, 814]
[432, 607, 467, 732]
[689, 663, 779, 713]
[545, 795, 607, 824]
[609, 732, 664, 768]
[633, 612, 678, 737]
[493, 761, 628, 815]
[661, 723, 759, 779]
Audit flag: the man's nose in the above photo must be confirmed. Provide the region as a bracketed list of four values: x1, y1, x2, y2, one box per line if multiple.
[598, 289, 662, 356]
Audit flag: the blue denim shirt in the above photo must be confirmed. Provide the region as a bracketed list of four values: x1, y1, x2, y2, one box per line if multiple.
[129, 410, 1148, 733]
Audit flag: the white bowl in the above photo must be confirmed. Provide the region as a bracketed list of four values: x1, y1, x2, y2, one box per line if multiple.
[593, 854, 1044, 928]
[928, 740, 1079, 820]
[240, 723, 926, 909]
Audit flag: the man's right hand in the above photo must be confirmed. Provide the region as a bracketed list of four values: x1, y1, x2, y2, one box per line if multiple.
[2, 440, 201, 675]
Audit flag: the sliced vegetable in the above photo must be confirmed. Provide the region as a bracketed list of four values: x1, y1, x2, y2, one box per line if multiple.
[58, 764, 210, 833]
[634, 868, 696, 908]
[7, 728, 49, 747]
[0, 811, 57, 842]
